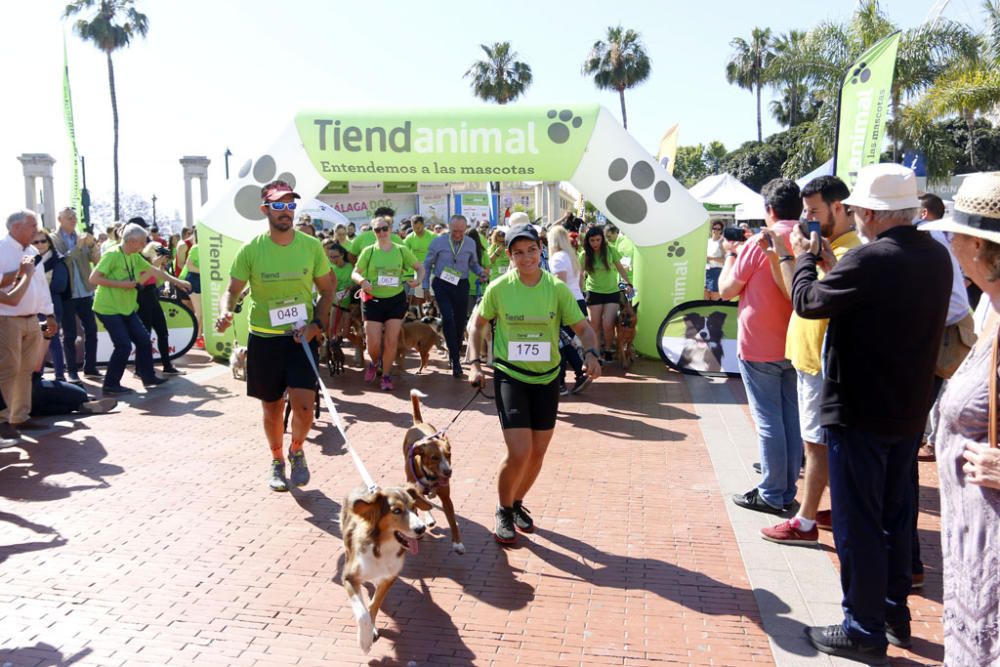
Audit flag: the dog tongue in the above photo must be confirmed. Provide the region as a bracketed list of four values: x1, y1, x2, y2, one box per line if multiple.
[405, 535, 419, 556]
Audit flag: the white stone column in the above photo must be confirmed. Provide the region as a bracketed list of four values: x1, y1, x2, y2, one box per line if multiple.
[17, 153, 56, 228]
[179, 156, 211, 228]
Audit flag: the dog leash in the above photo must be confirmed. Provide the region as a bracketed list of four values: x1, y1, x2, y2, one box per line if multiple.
[297, 324, 378, 492]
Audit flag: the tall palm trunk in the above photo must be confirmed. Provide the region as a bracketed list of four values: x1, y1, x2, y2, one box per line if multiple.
[755, 81, 762, 142]
[966, 111, 977, 169]
[618, 88, 628, 129]
[106, 50, 120, 221]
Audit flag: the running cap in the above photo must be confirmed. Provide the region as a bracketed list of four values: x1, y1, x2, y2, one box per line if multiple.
[261, 180, 301, 202]
[505, 223, 540, 249]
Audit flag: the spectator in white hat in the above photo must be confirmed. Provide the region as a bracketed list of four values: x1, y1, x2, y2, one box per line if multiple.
[791, 163, 953, 663]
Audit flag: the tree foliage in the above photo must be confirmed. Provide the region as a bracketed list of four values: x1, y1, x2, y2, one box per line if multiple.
[465, 42, 532, 105]
[582, 25, 651, 129]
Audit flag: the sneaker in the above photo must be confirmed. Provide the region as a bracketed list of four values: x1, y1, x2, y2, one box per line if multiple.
[102, 385, 135, 396]
[77, 398, 117, 415]
[288, 449, 310, 487]
[142, 376, 168, 388]
[364, 363, 377, 382]
[816, 509, 832, 531]
[0, 422, 21, 440]
[380, 375, 394, 391]
[570, 374, 593, 395]
[194, 336, 205, 350]
[559, 383, 570, 397]
[761, 518, 818, 545]
[494, 506, 516, 544]
[732, 488, 784, 515]
[162, 366, 185, 376]
[83, 368, 103, 379]
[911, 572, 924, 589]
[67, 374, 84, 386]
[885, 621, 912, 648]
[268, 460, 289, 492]
[512, 501, 534, 533]
[805, 625, 887, 665]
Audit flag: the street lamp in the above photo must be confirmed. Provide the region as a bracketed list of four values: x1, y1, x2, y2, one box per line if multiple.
[152, 194, 157, 225]
[224, 148, 232, 179]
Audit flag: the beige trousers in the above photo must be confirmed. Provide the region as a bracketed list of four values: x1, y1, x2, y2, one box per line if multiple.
[0, 316, 45, 424]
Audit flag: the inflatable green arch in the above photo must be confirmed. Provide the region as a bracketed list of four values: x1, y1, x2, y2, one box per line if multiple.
[198, 105, 709, 359]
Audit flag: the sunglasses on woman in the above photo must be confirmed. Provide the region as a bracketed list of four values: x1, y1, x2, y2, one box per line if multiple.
[32, 238, 50, 245]
[374, 226, 390, 232]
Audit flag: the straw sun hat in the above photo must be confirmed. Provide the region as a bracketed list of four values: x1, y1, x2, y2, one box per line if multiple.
[922, 171, 1000, 245]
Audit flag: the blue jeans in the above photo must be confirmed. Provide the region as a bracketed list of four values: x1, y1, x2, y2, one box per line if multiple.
[62, 295, 99, 374]
[738, 358, 802, 508]
[432, 277, 470, 369]
[96, 311, 155, 388]
[827, 425, 919, 647]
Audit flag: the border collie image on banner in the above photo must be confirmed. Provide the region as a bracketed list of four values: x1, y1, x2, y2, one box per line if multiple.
[677, 311, 726, 372]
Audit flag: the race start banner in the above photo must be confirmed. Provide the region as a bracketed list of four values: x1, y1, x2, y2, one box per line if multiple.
[197, 105, 709, 360]
[834, 32, 901, 188]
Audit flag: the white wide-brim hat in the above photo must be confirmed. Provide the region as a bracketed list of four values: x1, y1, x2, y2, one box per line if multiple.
[922, 171, 1000, 245]
[842, 163, 921, 211]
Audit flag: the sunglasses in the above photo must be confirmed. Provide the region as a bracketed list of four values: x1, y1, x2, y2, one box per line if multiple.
[32, 239, 50, 245]
[263, 202, 297, 211]
[374, 226, 390, 232]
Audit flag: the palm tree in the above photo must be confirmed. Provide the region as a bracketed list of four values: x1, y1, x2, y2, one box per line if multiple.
[581, 26, 651, 130]
[65, 0, 149, 222]
[464, 42, 532, 105]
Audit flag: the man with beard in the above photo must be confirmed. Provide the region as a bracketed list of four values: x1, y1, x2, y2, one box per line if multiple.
[215, 181, 335, 492]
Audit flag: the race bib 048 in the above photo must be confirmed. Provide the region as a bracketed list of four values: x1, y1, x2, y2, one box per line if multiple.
[269, 299, 307, 328]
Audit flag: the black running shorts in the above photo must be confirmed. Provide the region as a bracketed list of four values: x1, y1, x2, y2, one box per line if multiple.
[361, 292, 407, 323]
[246, 333, 319, 402]
[585, 290, 619, 306]
[493, 368, 560, 431]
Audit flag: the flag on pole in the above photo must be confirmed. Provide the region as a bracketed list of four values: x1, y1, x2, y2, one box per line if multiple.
[833, 31, 901, 188]
[656, 123, 679, 176]
[63, 35, 82, 230]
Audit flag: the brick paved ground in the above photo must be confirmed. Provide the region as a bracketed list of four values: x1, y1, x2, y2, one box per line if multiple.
[0, 348, 942, 666]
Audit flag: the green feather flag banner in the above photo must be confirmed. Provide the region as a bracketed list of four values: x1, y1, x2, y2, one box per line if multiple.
[63, 34, 82, 230]
[834, 31, 901, 188]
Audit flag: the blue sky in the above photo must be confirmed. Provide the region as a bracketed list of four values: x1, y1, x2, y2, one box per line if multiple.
[1, 0, 983, 228]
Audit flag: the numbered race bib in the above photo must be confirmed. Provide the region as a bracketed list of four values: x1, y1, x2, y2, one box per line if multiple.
[507, 325, 551, 362]
[335, 289, 347, 302]
[268, 298, 307, 328]
[440, 266, 462, 286]
[377, 272, 400, 288]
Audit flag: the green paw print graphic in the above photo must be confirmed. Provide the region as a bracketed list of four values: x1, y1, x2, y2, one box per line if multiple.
[666, 241, 685, 258]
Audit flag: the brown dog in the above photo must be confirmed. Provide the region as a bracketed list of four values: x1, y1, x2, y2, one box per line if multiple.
[403, 390, 463, 554]
[616, 296, 638, 370]
[395, 320, 444, 374]
[340, 483, 432, 654]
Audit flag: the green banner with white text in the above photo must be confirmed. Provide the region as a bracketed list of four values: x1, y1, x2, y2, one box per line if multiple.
[834, 31, 901, 188]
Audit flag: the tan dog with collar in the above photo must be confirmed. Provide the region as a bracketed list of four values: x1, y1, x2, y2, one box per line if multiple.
[403, 390, 463, 554]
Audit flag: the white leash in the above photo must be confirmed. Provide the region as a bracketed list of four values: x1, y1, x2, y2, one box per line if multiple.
[297, 324, 378, 492]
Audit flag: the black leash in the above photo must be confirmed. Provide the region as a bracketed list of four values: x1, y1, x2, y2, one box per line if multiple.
[438, 385, 491, 437]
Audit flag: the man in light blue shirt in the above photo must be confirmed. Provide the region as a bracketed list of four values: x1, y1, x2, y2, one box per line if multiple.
[424, 214, 488, 378]
[49, 208, 102, 382]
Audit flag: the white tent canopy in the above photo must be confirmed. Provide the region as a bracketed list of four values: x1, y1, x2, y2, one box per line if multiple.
[689, 173, 761, 208]
[795, 158, 834, 189]
[296, 199, 350, 230]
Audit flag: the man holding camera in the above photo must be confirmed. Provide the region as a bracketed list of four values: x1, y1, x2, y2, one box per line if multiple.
[719, 178, 803, 516]
[50, 207, 102, 381]
[0, 210, 58, 439]
[791, 164, 951, 663]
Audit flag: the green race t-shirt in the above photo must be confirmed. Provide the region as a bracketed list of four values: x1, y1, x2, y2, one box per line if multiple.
[403, 230, 437, 263]
[486, 243, 510, 277]
[479, 270, 585, 384]
[583, 245, 623, 294]
[355, 244, 418, 299]
[350, 229, 403, 257]
[612, 236, 635, 283]
[330, 261, 355, 307]
[93, 247, 152, 316]
[230, 231, 331, 336]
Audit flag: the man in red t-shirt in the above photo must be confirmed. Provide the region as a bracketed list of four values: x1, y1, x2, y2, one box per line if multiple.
[719, 178, 802, 515]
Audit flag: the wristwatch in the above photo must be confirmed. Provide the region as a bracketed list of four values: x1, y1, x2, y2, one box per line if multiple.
[585, 348, 600, 359]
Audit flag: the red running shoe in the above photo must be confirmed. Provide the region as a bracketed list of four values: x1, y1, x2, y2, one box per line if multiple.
[761, 518, 819, 545]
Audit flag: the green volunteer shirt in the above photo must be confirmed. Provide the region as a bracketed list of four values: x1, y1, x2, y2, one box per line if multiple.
[486, 243, 510, 277]
[230, 231, 331, 336]
[350, 229, 403, 256]
[330, 261, 355, 308]
[480, 270, 585, 385]
[402, 230, 437, 263]
[93, 247, 152, 316]
[582, 245, 623, 294]
[355, 244, 418, 299]
[612, 236, 635, 283]
[180, 244, 200, 279]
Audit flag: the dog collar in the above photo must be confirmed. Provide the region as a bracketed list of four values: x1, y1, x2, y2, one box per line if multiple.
[407, 435, 449, 496]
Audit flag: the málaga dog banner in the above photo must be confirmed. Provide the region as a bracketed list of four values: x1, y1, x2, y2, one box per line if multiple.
[196, 105, 708, 360]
